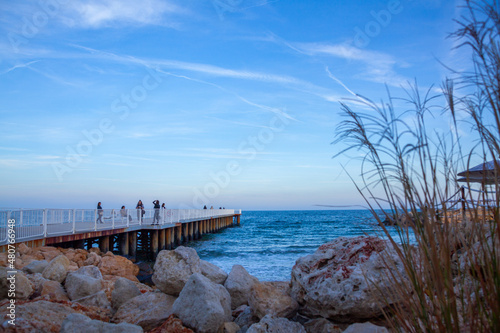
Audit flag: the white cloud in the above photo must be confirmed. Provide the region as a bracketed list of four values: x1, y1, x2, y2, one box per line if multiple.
[63, 0, 184, 28]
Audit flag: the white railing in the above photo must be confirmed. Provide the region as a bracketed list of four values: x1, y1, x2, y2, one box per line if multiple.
[0, 208, 240, 246]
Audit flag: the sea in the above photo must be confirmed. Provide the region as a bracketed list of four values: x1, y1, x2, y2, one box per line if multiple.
[186, 210, 410, 282]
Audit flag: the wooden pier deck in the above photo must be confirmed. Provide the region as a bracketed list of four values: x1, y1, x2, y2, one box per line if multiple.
[0, 208, 241, 259]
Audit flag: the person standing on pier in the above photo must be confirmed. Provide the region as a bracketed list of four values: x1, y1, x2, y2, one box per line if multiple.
[136, 200, 144, 222]
[97, 202, 103, 223]
[152, 200, 160, 225]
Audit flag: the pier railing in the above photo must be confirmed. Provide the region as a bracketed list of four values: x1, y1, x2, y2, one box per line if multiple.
[0, 208, 240, 246]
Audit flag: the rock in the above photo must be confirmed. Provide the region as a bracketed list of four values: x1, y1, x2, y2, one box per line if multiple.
[84, 252, 102, 266]
[303, 318, 342, 333]
[104, 251, 115, 257]
[26, 272, 49, 294]
[218, 321, 240, 333]
[89, 247, 102, 255]
[247, 314, 306, 333]
[152, 247, 201, 296]
[0, 268, 34, 300]
[98, 254, 139, 282]
[15, 270, 34, 299]
[113, 291, 176, 331]
[234, 305, 259, 330]
[290, 236, 406, 322]
[148, 314, 194, 333]
[200, 259, 228, 285]
[343, 322, 389, 333]
[173, 273, 232, 333]
[74, 290, 111, 309]
[65, 267, 104, 300]
[22, 260, 49, 274]
[0, 253, 8, 267]
[17, 243, 32, 255]
[74, 265, 104, 279]
[41, 280, 69, 301]
[39, 246, 62, 261]
[224, 265, 259, 309]
[249, 281, 298, 319]
[0, 300, 76, 332]
[42, 254, 71, 283]
[61, 313, 143, 333]
[112, 277, 142, 310]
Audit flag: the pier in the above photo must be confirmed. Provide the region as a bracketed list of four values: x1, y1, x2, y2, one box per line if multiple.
[0, 208, 241, 259]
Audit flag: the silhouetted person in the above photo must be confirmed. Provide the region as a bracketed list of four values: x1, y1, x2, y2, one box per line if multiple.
[136, 200, 144, 221]
[152, 200, 160, 225]
[97, 202, 103, 223]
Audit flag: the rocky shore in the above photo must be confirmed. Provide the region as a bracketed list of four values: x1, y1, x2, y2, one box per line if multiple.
[0, 236, 398, 332]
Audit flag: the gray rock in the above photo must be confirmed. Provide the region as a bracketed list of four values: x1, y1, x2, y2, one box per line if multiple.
[173, 273, 232, 333]
[152, 246, 201, 296]
[61, 313, 143, 333]
[342, 322, 389, 333]
[234, 305, 259, 331]
[74, 290, 111, 309]
[42, 255, 70, 283]
[249, 281, 298, 319]
[64, 269, 104, 300]
[219, 321, 240, 333]
[113, 291, 176, 331]
[23, 260, 49, 274]
[247, 314, 306, 333]
[200, 259, 228, 284]
[304, 318, 342, 333]
[73, 265, 103, 279]
[224, 265, 259, 309]
[112, 277, 142, 310]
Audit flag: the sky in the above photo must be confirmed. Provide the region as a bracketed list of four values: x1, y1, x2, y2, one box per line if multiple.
[0, 0, 471, 210]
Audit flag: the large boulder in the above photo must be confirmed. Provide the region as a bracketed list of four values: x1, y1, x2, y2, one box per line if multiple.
[38, 246, 62, 261]
[41, 280, 70, 301]
[23, 260, 48, 274]
[200, 259, 228, 284]
[112, 277, 142, 310]
[113, 291, 176, 331]
[0, 268, 33, 300]
[249, 281, 298, 319]
[152, 247, 201, 296]
[98, 253, 139, 282]
[84, 252, 102, 266]
[61, 313, 143, 333]
[74, 290, 111, 309]
[42, 254, 70, 283]
[234, 305, 259, 330]
[224, 265, 259, 309]
[343, 322, 389, 333]
[247, 314, 306, 333]
[0, 300, 76, 332]
[65, 266, 104, 300]
[290, 236, 406, 322]
[173, 273, 232, 333]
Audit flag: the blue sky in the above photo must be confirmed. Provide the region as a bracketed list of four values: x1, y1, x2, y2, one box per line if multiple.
[0, 0, 468, 210]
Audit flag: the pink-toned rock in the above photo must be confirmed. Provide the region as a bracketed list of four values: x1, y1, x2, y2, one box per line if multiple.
[98, 254, 139, 282]
[290, 236, 406, 322]
[41, 280, 69, 301]
[42, 254, 70, 283]
[17, 243, 32, 256]
[0, 253, 8, 267]
[39, 246, 62, 262]
[89, 247, 102, 255]
[84, 252, 102, 266]
[249, 281, 298, 319]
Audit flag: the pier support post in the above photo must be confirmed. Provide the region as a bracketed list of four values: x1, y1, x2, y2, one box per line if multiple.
[166, 228, 172, 249]
[176, 226, 182, 245]
[99, 236, 110, 253]
[194, 221, 199, 239]
[129, 231, 137, 259]
[237, 214, 240, 225]
[119, 233, 129, 256]
[152, 230, 159, 258]
[159, 229, 165, 250]
[74, 239, 85, 250]
[189, 223, 193, 241]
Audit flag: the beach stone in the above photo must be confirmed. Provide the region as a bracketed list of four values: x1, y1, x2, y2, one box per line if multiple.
[74, 290, 111, 309]
[200, 259, 228, 284]
[65, 266, 104, 300]
[113, 291, 176, 330]
[249, 281, 298, 319]
[152, 246, 201, 296]
[246, 314, 306, 333]
[303, 318, 341, 333]
[84, 252, 102, 266]
[17, 243, 32, 255]
[148, 314, 194, 333]
[224, 264, 259, 309]
[23, 259, 49, 274]
[173, 273, 232, 333]
[343, 322, 389, 333]
[0, 300, 76, 332]
[41, 280, 70, 301]
[218, 321, 240, 333]
[42, 254, 70, 283]
[98, 254, 139, 282]
[234, 305, 259, 330]
[61, 313, 143, 333]
[112, 277, 142, 310]
[290, 236, 406, 322]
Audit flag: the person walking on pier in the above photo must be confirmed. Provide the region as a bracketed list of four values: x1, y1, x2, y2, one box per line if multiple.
[136, 200, 145, 222]
[152, 200, 160, 225]
[97, 202, 103, 224]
